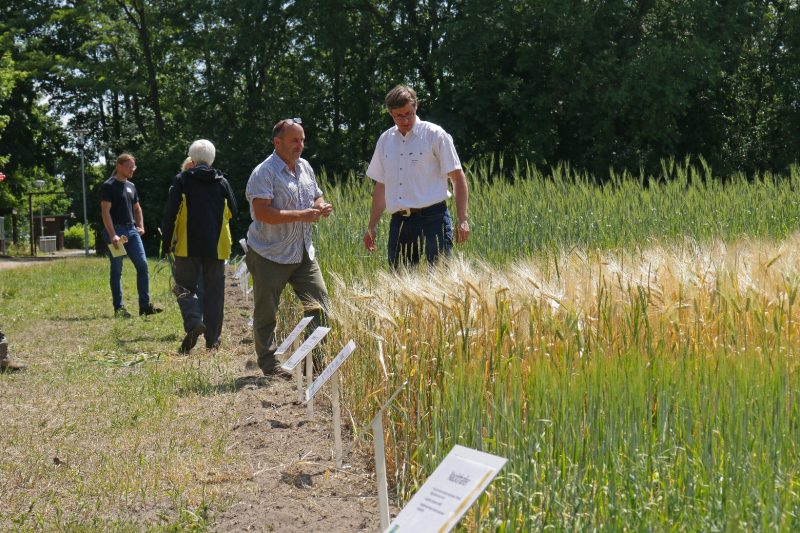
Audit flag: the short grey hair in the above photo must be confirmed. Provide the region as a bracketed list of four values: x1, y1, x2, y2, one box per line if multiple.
[188, 139, 215, 165]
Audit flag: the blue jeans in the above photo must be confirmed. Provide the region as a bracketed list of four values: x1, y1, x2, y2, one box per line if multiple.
[104, 224, 151, 310]
[387, 202, 453, 268]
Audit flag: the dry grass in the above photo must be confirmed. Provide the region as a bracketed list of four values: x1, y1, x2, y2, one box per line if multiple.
[0, 259, 246, 530]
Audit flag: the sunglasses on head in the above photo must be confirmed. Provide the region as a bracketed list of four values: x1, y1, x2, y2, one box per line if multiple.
[273, 117, 303, 137]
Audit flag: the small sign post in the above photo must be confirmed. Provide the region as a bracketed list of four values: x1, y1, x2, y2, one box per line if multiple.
[384, 445, 507, 533]
[330, 370, 342, 466]
[370, 381, 407, 530]
[281, 326, 330, 419]
[292, 338, 303, 402]
[305, 340, 357, 467]
[306, 349, 315, 418]
[280, 326, 330, 371]
[274, 317, 314, 403]
[275, 316, 314, 356]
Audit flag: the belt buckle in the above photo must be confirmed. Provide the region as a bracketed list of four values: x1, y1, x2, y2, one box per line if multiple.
[400, 208, 411, 217]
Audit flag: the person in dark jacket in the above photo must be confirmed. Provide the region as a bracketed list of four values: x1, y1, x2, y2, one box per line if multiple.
[162, 139, 238, 353]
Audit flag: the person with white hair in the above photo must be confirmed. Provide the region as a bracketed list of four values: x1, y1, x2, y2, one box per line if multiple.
[162, 139, 238, 354]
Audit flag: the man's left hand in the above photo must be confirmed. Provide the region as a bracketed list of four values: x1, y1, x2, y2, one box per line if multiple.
[456, 220, 470, 243]
[136, 226, 145, 236]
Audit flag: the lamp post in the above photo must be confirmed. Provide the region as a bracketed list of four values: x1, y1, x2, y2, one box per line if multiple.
[75, 129, 90, 256]
[34, 178, 44, 236]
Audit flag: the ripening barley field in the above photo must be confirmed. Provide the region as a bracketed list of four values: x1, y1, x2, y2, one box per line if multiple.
[315, 158, 800, 531]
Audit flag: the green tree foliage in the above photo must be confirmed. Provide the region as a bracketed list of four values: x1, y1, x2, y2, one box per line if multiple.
[1, 0, 798, 251]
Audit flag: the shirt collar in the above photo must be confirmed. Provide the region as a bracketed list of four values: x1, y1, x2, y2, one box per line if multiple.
[393, 116, 421, 138]
[268, 150, 302, 175]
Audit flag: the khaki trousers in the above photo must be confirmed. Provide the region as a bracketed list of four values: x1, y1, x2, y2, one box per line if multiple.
[245, 248, 329, 373]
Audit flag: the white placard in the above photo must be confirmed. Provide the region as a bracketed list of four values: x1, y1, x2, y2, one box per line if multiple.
[385, 445, 507, 533]
[274, 316, 314, 356]
[233, 260, 248, 279]
[305, 340, 356, 402]
[280, 326, 330, 371]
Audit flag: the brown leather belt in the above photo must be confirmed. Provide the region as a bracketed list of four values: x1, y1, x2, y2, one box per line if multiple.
[393, 201, 445, 217]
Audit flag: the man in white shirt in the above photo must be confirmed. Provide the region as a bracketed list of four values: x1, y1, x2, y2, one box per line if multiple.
[245, 118, 333, 377]
[363, 85, 470, 268]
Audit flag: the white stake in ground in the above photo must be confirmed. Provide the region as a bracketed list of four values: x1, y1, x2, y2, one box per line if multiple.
[305, 340, 357, 467]
[281, 326, 331, 418]
[384, 445, 507, 533]
[370, 381, 408, 530]
[274, 316, 314, 403]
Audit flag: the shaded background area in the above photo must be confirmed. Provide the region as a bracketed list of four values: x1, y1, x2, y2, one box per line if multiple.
[1, 0, 799, 253]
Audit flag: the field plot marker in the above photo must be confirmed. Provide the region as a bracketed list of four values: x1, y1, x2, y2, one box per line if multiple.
[275, 316, 314, 357]
[305, 349, 314, 418]
[274, 316, 314, 402]
[384, 445, 507, 533]
[292, 338, 303, 401]
[370, 381, 408, 530]
[304, 340, 357, 467]
[280, 326, 330, 418]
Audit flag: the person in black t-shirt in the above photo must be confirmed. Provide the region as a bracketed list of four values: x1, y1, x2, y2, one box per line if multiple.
[100, 153, 162, 318]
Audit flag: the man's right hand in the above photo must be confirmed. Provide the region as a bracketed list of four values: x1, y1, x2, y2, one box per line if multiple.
[110, 235, 121, 249]
[298, 208, 323, 222]
[363, 228, 376, 252]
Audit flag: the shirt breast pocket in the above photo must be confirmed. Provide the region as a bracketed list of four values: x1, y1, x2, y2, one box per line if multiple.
[409, 145, 436, 169]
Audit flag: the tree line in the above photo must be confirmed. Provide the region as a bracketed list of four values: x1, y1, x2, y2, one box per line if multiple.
[1, 0, 798, 251]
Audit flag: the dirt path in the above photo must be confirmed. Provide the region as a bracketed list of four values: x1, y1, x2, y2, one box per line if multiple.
[208, 269, 384, 532]
[3, 254, 386, 531]
[0, 250, 91, 270]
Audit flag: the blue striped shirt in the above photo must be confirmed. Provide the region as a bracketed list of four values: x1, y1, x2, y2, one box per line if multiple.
[245, 152, 323, 264]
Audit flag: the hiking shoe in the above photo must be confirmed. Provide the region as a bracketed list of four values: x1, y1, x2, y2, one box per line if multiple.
[0, 357, 27, 373]
[139, 304, 163, 316]
[114, 306, 132, 319]
[262, 366, 293, 380]
[179, 323, 206, 355]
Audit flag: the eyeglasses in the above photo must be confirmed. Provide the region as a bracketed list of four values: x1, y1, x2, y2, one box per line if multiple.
[273, 117, 302, 137]
[390, 110, 415, 122]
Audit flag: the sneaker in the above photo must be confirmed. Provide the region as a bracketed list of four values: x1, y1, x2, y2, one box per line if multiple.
[206, 340, 221, 350]
[179, 323, 206, 355]
[139, 304, 163, 316]
[114, 306, 132, 319]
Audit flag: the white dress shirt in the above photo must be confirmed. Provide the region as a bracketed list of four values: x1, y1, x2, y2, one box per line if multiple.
[366, 118, 462, 215]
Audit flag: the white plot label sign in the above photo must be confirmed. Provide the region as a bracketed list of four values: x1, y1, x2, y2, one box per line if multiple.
[280, 326, 330, 371]
[305, 340, 356, 402]
[274, 316, 314, 356]
[385, 445, 506, 533]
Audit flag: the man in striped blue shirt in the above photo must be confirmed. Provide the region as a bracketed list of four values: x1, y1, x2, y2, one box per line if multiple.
[245, 118, 333, 377]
